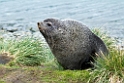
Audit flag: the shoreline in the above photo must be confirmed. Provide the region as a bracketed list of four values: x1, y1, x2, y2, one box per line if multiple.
[0, 29, 124, 50]
[0, 29, 44, 40]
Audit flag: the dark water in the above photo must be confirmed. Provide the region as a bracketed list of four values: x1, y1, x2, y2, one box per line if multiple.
[0, 0, 124, 38]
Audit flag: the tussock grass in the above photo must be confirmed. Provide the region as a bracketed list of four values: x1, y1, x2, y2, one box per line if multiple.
[88, 49, 124, 83]
[88, 28, 124, 83]
[0, 37, 54, 66]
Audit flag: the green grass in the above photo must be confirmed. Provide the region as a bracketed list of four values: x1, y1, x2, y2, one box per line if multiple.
[0, 28, 124, 83]
[88, 49, 124, 83]
[41, 70, 90, 83]
[0, 37, 55, 66]
[89, 28, 124, 83]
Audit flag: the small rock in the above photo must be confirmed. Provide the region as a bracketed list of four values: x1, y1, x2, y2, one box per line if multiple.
[0, 53, 13, 64]
[0, 24, 3, 30]
[6, 27, 18, 32]
[29, 27, 36, 33]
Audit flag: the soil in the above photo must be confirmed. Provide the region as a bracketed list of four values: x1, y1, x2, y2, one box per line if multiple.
[0, 66, 43, 83]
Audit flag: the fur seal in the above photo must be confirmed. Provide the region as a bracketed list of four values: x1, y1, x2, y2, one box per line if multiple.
[37, 18, 108, 70]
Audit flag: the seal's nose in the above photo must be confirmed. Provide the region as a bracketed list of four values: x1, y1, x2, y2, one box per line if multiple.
[37, 22, 42, 29]
[37, 22, 40, 27]
[37, 22, 45, 32]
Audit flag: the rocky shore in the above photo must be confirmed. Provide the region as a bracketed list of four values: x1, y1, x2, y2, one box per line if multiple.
[0, 27, 45, 41]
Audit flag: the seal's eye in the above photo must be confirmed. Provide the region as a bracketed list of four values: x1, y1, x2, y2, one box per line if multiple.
[47, 22, 52, 27]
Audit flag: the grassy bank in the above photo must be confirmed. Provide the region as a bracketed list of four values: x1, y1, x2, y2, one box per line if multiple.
[0, 29, 124, 83]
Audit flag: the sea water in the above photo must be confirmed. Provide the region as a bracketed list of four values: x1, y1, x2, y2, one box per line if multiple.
[0, 0, 124, 38]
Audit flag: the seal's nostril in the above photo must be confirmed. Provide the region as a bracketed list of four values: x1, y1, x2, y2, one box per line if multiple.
[37, 22, 40, 26]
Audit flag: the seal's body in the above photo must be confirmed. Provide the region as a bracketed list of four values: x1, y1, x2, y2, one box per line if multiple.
[37, 18, 108, 70]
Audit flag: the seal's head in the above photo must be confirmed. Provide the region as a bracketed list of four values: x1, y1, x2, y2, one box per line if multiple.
[37, 18, 63, 37]
[37, 18, 71, 46]
[37, 18, 86, 38]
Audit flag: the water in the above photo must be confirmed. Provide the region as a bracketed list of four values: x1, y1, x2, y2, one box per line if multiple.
[0, 0, 124, 38]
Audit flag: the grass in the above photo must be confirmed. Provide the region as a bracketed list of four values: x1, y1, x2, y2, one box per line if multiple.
[88, 49, 124, 83]
[0, 28, 124, 83]
[89, 28, 124, 83]
[0, 37, 55, 66]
